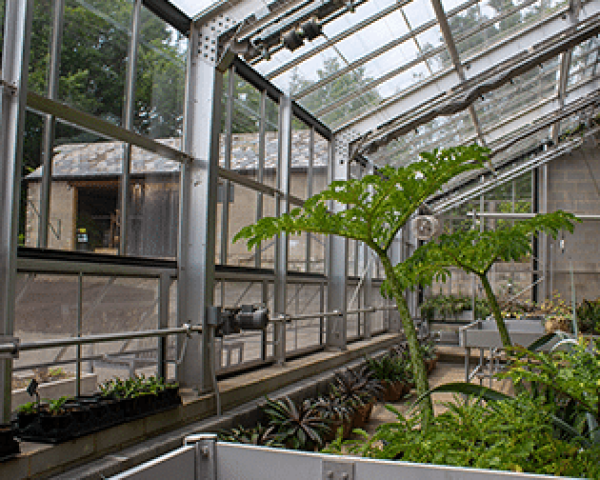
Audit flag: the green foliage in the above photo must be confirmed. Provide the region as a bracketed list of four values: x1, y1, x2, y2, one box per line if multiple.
[16, 402, 38, 415]
[261, 396, 330, 451]
[499, 338, 600, 427]
[45, 396, 69, 415]
[394, 211, 579, 287]
[99, 375, 172, 399]
[364, 354, 407, 383]
[420, 294, 488, 322]
[328, 395, 600, 478]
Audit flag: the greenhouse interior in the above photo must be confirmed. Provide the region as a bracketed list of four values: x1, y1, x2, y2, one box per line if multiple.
[0, 0, 600, 478]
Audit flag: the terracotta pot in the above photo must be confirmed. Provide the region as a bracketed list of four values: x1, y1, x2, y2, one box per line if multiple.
[382, 380, 406, 402]
[351, 402, 373, 429]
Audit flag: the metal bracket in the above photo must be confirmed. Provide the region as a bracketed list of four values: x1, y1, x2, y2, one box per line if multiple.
[322, 458, 355, 480]
[185, 433, 217, 480]
[0, 336, 20, 359]
[197, 14, 235, 67]
[333, 129, 361, 165]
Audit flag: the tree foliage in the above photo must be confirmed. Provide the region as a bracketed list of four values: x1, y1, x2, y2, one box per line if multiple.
[394, 211, 580, 347]
[235, 144, 490, 427]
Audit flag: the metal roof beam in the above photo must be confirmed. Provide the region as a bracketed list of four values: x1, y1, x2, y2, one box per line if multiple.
[340, 2, 600, 152]
[430, 0, 487, 146]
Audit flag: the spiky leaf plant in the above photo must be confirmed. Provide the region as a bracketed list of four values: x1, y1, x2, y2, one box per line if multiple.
[262, 396, 330, 450]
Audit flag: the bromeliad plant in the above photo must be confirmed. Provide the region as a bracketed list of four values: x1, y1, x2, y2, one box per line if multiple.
[395, 212, 579, 348]
[218, 423, 283, 447]
[234, 145, 490, 427]
[262, 396, 330, 451]
[331, 366, 384, 407]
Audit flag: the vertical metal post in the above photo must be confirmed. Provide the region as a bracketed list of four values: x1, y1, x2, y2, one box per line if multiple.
[273, 95, 292, 365]
[319, 280, 325, 345]
[363, 164, 373, 339]
[220, 67, 234, 265]
[255, 89, 266, 269]
[0, 0, 33, 423]
[305, 127, 315, 272]
[326, 135, 349, 350]
[158, 272, 170, 380]
[261, 279, 268, 360]
[178, 22, 223, 393]
[119, 0, 142, 255]
[38, 0, 64, 248]
[76, 273, 82, 396]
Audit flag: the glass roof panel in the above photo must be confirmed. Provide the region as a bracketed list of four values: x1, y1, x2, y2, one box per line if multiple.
[568, 37, 600, 88]
[167, 0, 217, 17]
[366, 110, 476, 167]
[403, 0, 438, 28]
[453, 0, 568, 63]
[474, 57, 559, 137]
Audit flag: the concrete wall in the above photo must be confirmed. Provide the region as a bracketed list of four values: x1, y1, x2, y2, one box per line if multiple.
[546, 146, 600, 301]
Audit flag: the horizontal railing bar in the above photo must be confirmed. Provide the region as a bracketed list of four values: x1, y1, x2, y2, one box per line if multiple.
[0, 326, 200, 355]
[17, 257, 177, 278]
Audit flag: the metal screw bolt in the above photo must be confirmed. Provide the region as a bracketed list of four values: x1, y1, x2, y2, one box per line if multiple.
[201, 446, 210, 458]
[325, 471, 334, 479]
[341, 473, 349, 480]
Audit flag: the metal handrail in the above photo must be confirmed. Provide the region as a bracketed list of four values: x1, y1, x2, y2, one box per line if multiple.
[0, 324, 200, 356]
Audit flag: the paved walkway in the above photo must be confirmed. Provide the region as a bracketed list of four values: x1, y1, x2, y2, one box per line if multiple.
[365, 362, 515, 435]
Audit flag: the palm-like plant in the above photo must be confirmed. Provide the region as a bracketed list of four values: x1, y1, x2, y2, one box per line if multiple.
[262, 396, 330, 450]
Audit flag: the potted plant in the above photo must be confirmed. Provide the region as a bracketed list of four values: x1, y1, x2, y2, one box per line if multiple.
[311, 394, 355, 441]
[261, 396, 330, 451]
[331, 366, 383, 429]
[364, 354, 407, 402]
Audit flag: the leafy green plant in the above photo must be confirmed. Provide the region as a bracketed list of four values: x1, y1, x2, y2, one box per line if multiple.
[341, 394, 600, 478]
[45, 396, 69, 416]
[218, 423, 283, 447]
[364, 354, 406, 383]
[234, 145, 489, 427]
[395, 212, 579, 348]
[16, 401, 38, 415]
[262, 396, 330, 450]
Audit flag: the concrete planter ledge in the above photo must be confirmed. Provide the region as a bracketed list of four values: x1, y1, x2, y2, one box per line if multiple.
[1, 333, 402, 479]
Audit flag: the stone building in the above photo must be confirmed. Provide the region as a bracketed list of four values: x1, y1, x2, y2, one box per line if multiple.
[25, 130, 328, 267]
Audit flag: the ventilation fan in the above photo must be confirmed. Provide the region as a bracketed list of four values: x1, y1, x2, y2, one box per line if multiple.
[412, 215, 439, 241]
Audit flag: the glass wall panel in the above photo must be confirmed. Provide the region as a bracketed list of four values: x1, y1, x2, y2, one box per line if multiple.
[48, 122, 119, 253]
[20, 110, 46, 248]
[226, 183, 258, 267]
[134, 6, 187, 140]
[125, 144, 181, 259]
[231, 75, 262, 182]
[263, 97, 279, 188]
[59, 0, 132, 123]
[285, 283, 323, 353]
[27, 0, 53, 95]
